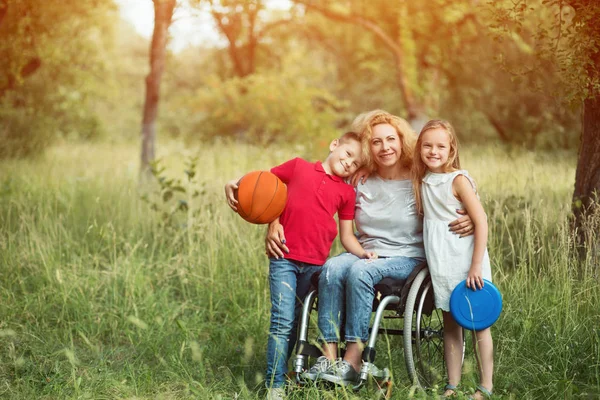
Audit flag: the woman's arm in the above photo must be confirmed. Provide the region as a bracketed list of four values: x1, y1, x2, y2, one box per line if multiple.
[453, 175, 488, 290]
[264, 217, 289, 259]
[339, 219, 377, 259]
[448, 209, 474, 237]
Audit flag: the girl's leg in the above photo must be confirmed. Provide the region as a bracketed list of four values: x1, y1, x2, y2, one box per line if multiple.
[265, 258, 299, 389]
[317, 253, 359, 359]
[473, 328, 494, 394]
[443, 311, 463, 394]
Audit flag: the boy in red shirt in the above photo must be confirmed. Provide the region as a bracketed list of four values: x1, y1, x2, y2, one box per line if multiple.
[224, 132, 375, 399]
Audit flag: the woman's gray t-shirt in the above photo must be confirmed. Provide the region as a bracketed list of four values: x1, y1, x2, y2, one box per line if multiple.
[354, 175, 425, 259]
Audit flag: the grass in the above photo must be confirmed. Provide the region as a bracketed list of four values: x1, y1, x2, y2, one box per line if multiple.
[0, 141, 598, 399]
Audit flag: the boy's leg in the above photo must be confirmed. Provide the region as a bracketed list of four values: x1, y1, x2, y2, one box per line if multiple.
[287, 263, 321, 360]
[265, 258, 299, 389]
[317, 253, 359, 354]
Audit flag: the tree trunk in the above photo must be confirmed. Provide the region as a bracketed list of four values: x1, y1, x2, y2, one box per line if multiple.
[140, 0, 176, 178]
[572, 93, 600, 252]
[291, 0, 424, 127]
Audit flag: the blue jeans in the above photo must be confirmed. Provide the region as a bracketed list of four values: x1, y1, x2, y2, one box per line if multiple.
[318, 253, 421, 343]
[265, 258, 320, 389]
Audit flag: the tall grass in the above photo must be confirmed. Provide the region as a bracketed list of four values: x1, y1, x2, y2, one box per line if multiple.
[0, 141, 598, 399]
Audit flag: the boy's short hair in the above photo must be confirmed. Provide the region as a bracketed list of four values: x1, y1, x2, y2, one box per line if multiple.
[338, 131, 369, 167]
[338, 131, 361, 145]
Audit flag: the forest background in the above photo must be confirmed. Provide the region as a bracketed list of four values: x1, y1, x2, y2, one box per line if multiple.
[1, 0, 599, 399]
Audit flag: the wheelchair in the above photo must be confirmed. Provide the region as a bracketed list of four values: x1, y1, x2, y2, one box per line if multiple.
[293, 262, 447, 396]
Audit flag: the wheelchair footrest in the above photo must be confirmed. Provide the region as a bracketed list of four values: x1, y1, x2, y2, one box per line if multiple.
[296, 340, 322, 358]
[354, 362, 391, 390]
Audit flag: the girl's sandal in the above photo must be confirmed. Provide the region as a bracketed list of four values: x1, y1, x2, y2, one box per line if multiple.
[469, 385, 493, 400]
[441, 384, 458, 398]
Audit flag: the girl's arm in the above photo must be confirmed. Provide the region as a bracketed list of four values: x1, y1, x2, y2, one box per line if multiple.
[453, 175, 488, 290]
[339, 219, 377, 259]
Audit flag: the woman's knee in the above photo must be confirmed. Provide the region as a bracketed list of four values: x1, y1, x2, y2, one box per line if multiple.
[347, 261, 376, 287]
[320, 254, 356, 286]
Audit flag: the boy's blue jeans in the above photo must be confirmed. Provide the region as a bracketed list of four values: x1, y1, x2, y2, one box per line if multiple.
[318, 253, 421, 343]
[265, 257, 320, 389]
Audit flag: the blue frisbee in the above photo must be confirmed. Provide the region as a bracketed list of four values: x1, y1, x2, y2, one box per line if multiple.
[449, 279, 502, 331]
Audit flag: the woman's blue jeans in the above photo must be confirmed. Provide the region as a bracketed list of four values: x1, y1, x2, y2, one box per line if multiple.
[318, 253, 421, 343]
[265, 257, 320, 389]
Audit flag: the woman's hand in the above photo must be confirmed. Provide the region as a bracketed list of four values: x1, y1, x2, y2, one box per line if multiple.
[466, 263, 484, 290]
[350, 167, 371, 186]
[224, 179, 240, 211]
[448, 209, 474, 237]
[265, 219, 289, 258]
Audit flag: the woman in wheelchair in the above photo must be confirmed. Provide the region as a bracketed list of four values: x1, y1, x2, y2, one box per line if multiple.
[302, 111, 474, 386]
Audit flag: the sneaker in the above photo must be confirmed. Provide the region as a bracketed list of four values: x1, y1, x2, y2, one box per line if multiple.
[301, 356, 335, 381]
[319, 360, 359, 385]
[265, 387, 285, 400]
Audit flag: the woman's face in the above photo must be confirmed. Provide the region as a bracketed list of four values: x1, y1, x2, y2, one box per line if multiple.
[370, 123, 401, 169]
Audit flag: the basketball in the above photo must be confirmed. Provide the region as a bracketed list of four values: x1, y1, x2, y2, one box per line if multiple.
[236, 171, 287, 224]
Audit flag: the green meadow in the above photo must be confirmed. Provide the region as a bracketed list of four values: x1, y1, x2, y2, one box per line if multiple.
[0, 142, 598, 399]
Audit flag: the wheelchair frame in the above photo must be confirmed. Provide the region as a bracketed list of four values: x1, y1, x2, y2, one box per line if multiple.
[293, 262, 448, 393]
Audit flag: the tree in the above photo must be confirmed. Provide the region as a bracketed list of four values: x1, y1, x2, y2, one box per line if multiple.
[0, 0, 116, 157]
[291, 0, 426, 127]
[141, 0, 177, 178]
[568, 1, 600, 250]
[490, 0, 600, 251]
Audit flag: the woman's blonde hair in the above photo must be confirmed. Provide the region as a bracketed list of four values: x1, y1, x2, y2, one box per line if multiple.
[412, 119, 461, 215]
[351, 109, 416, 172]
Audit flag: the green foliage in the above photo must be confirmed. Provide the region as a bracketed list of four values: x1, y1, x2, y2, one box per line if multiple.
[166, 45, 347, 146]
[141, 156, 208, 229]
[488, 0, 600, 100]
[0, 1, 146, 158]
[1, 141, 599, 399]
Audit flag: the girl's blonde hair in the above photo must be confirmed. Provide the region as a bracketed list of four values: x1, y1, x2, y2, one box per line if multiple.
[351, 109, 416, 172]
[412, 119, 461, 215]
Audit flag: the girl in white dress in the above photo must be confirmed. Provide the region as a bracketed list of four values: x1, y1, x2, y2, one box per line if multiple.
[412, 120, 494, 399]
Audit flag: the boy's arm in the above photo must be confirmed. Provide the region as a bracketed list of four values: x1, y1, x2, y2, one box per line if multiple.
[349, 166, 371, 186]
[224, 178, 241, 211]
[453, 175, 488, 290]
[339, 219, 377, 259]
[265, 217, 289, 259]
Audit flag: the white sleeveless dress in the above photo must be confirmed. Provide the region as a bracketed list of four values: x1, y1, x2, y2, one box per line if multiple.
[421, 170, 492, 311]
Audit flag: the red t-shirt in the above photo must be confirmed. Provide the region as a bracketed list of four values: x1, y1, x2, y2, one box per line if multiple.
[271, 158, 356, 265]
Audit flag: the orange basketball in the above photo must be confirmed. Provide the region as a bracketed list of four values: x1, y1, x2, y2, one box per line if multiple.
[236, 171, 287, 224]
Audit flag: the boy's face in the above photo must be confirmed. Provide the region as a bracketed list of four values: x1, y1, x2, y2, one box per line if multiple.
[323, 138, 363, 178]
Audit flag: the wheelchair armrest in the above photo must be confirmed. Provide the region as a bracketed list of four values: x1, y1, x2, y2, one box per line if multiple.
[310, 270, 322, 290]
[374, 278, 406, 298]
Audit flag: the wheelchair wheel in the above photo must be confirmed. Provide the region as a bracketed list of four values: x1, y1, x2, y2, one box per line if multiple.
[403, 268, 445, 387]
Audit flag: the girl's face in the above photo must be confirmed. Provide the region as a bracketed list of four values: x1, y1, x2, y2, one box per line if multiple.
[420, 128, 451, 173]
[370, 123, 401, 169]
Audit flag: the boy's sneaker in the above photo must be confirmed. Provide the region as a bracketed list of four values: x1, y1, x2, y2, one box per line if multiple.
[265, 387, 285, 400]
[320, 360, 359, 386]
[300, 356, 335, 381]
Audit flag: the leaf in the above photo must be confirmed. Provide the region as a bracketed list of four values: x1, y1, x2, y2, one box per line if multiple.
[163, 190, 173, 202]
